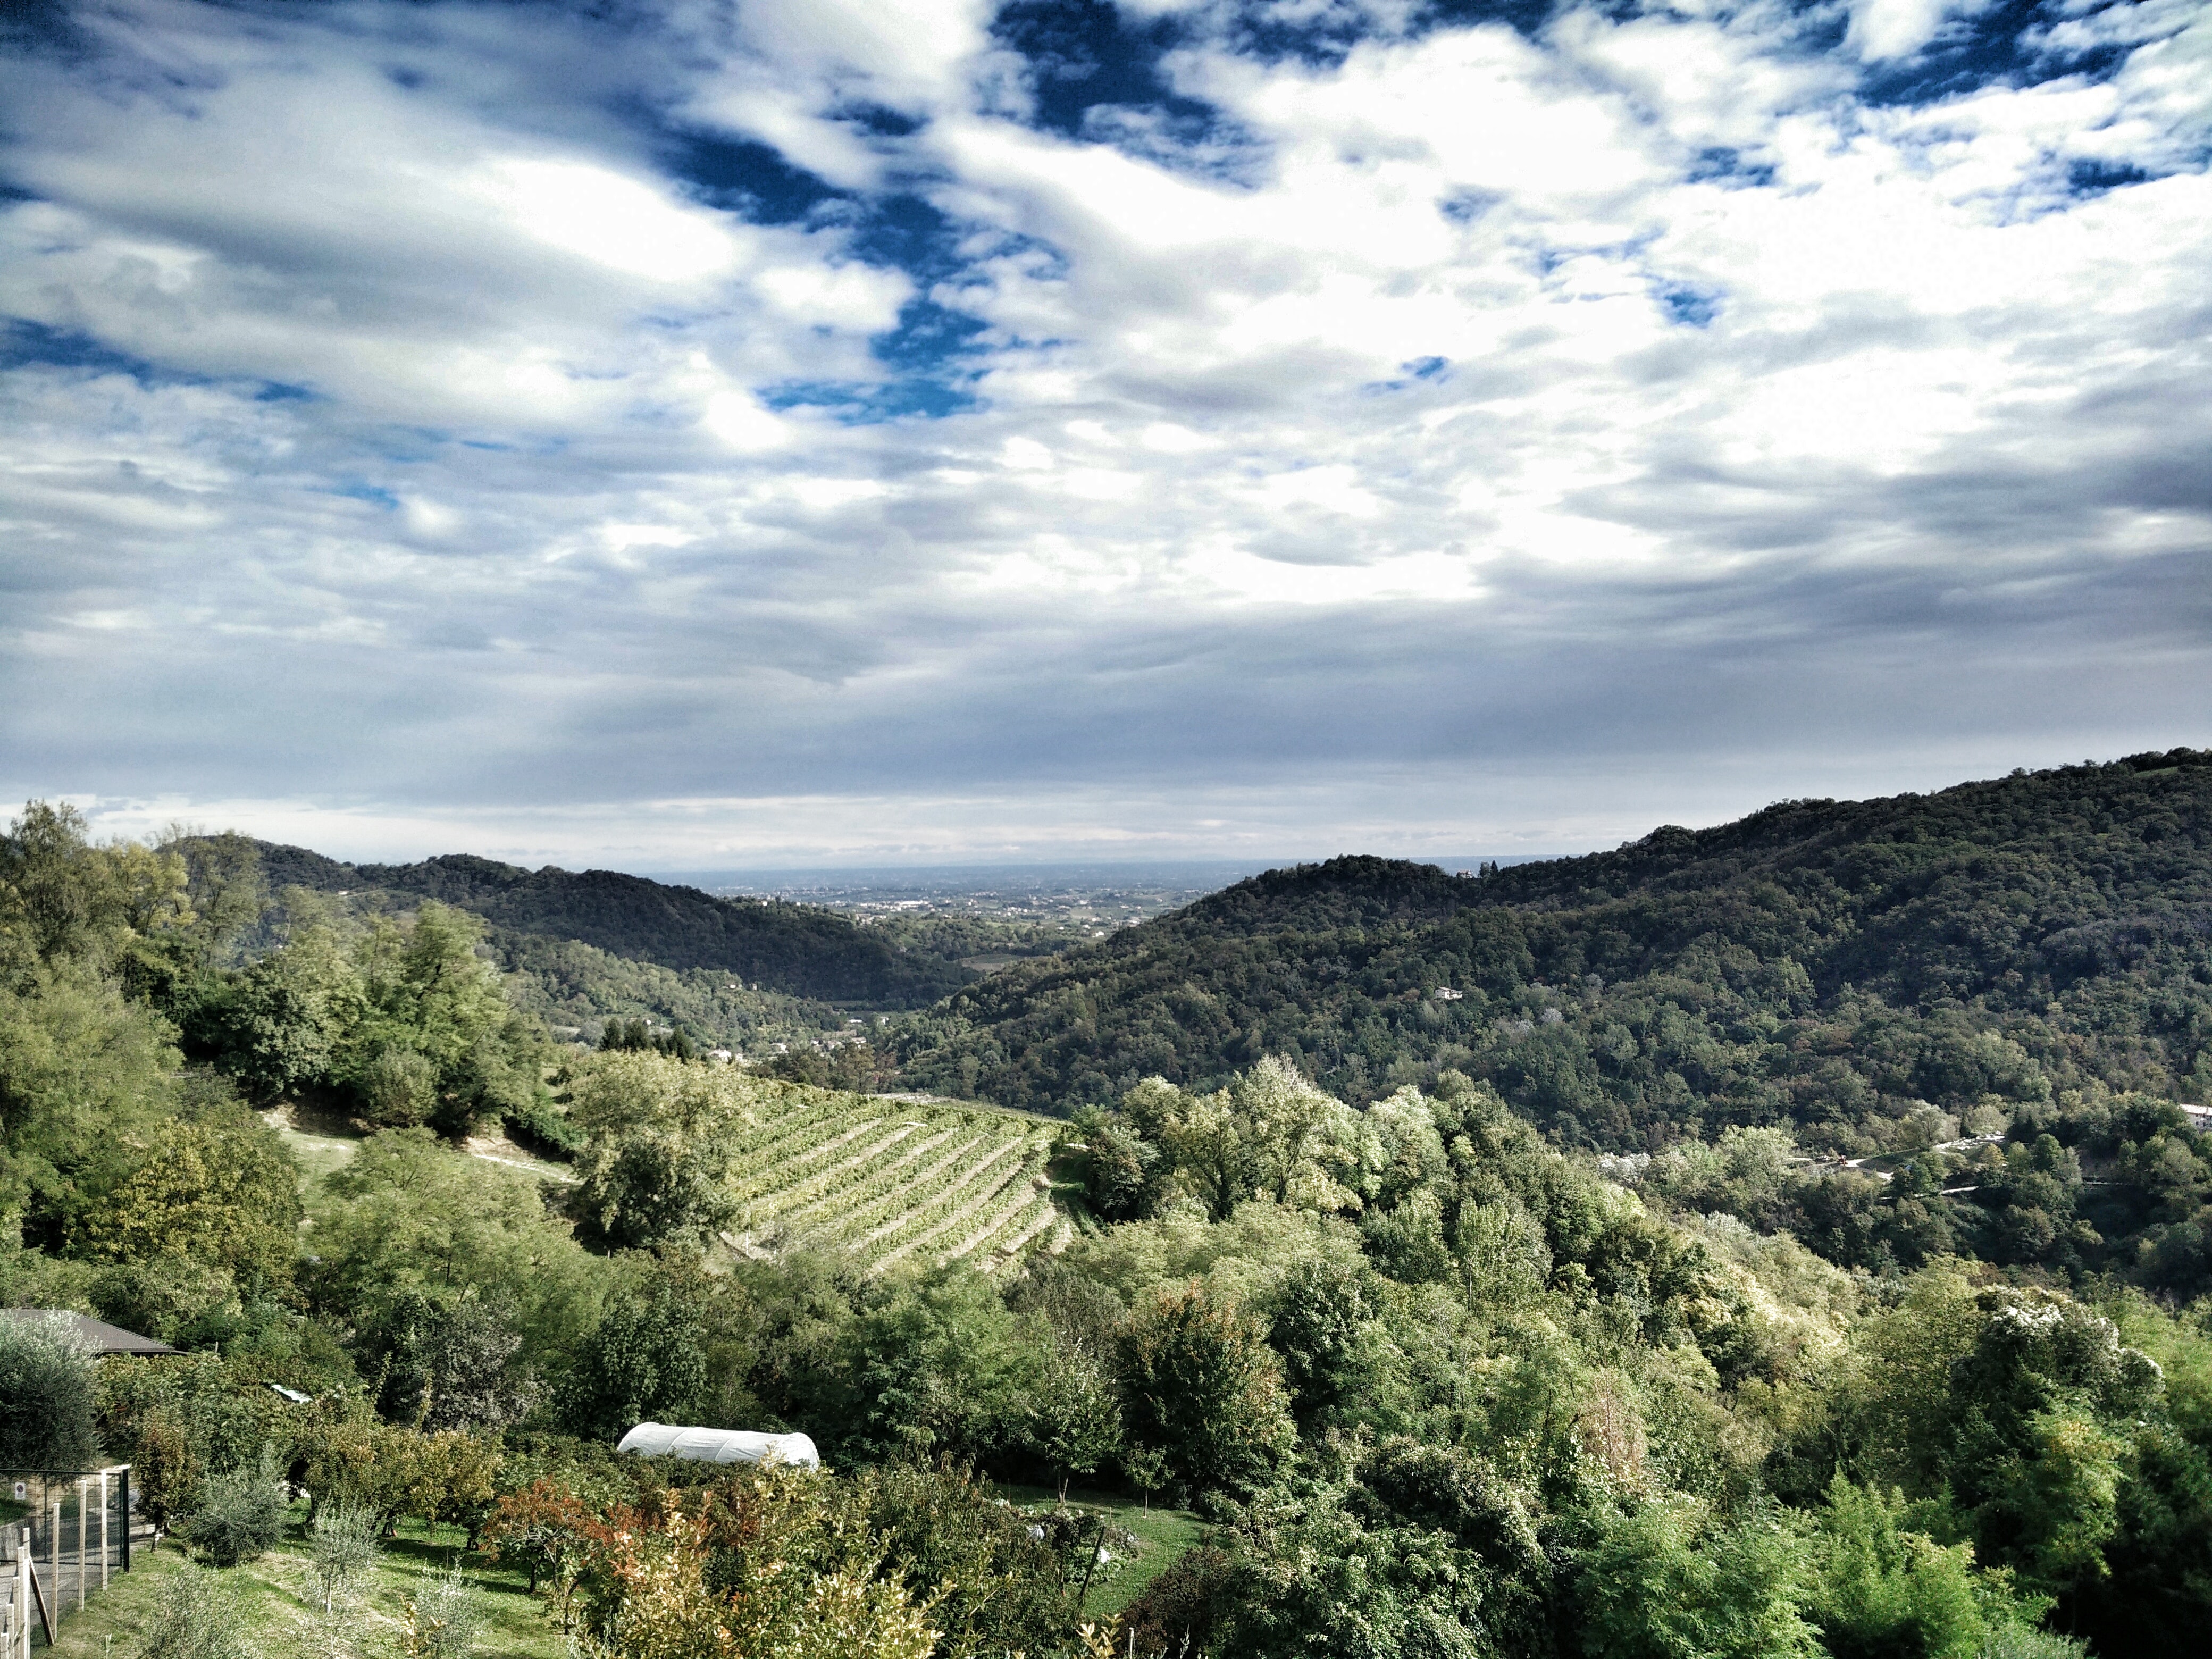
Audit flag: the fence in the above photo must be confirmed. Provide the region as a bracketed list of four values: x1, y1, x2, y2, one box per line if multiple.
[0, 1468, 133, 1654]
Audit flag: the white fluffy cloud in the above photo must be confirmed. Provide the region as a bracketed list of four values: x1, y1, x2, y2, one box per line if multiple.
[2, 0, 2208, 867]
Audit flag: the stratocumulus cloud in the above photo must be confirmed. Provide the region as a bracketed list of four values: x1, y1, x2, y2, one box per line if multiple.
[1, 0, 2207, 867]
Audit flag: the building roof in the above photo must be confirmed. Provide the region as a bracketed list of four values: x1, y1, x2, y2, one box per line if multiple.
[1, 1309, 179, 1356]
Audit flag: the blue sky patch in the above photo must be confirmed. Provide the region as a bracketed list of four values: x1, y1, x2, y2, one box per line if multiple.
[331, 483, 400, 511]
[659, 128, 849, 225]
[1857, 0, 2129, 108]
[1656, 284, 1721, 328]
[763, 376, 982, 423]
[1688, 147, 1778, 189]
[2067, 157, 2154, 198]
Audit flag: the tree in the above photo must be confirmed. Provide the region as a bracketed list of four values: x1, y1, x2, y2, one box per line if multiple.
[1113, 1283, 1292, 1502]
[1076, 1110, 1157, 1221]
[306, 1129, 602, 1368]
[139, 1561, 258, 1659]
[568, 1050, 740, 1250]
[485, 1478, 593, 1601]
[562, 1279, 708, 1440]
[371, 1289, 528, 1432]
[81, 1099, 303, 1288]
[1264, 1254, 1380, 1425]
[310, 1501, 381, 1615]
[1805, 1478, 1998, 1659]
[1576, 1502, 1822, 1659]
[189, 1448, 288, 1566]
[576, 1477, 938, 1659]
[0, 1310, 97, 1469]
[348, 903, 537, 1136]
[1023, 1334, 1124, 1497]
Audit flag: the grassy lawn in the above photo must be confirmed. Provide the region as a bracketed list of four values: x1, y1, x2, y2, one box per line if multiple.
[39, 1510, 565, 1658]
[990, 1482, 1210, 1623]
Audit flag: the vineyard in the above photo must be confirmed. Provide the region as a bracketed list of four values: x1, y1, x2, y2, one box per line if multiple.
[718, 1085, 1072, 1275]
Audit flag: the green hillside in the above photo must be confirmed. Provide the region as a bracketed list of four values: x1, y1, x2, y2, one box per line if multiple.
[896, 751, 2212, 1286]
[256, 843, 968, 1008]
[714, 1083, 1067, 1272]
[13, 795, 2212, 1659]
[899, 749, 2212, 1127]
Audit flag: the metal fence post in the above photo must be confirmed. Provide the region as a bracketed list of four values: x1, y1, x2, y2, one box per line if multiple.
[99, 1470, 110, 1590]
[121, 1467, 132, 1572]
[45, 1504, 56, 1631]
[76, 1476, 88, 1613]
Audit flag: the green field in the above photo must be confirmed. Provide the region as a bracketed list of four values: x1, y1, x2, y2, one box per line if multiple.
[39, 1514, 562, 1659]
[726, 1091, 1074, 1273]
[989, 1484, 1209, 1623]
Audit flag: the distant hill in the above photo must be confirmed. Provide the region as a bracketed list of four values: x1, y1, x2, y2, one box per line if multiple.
[895, 749, 2212, 1142]
[256, 845, 967, 1008]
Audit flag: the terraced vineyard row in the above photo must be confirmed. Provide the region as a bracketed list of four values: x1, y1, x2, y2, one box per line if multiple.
[717, 1083, 1069, 1275]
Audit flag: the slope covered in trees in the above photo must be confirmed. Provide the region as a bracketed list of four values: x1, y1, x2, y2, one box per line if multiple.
[901, 750, 2212, 1125]
[898, 752, 2212, 1284]
[11, 797, 2212, 1658]
[257, 843, 968, 1008]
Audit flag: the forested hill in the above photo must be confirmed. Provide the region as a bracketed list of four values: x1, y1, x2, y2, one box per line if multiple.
[256, 844, 966, 1008]
[897, 749, 2212, 1138]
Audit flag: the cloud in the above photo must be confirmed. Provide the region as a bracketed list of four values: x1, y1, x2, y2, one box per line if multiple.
[1, 0, 2209, 868]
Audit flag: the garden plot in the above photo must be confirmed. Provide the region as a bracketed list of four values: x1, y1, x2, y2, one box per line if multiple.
[722, 1087, 1070, 1274]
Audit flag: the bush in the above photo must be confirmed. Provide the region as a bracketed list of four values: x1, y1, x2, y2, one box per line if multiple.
[190, 1449, 288, 1566]
[311, 1499, 380, 1614]
[359, 1047, 439, 1128]
[401, 1566, 484, 1659]
[0, 1310, 98, 1469]
[138, 1561, 257, 1659]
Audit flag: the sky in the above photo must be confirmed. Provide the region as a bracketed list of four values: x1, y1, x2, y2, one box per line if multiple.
[2, 0, 2208, 871]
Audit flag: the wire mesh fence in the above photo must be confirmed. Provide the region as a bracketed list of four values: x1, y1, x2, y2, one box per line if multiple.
[0, 1467, 134, 1652]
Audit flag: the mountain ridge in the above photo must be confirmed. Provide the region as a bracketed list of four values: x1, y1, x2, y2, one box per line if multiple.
[895, 748, 2212, 1131]
[253, 842, 967, 1009]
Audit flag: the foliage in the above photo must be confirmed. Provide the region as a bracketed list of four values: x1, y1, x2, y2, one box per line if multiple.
[1803, 1478, 2007, 1659]
[305, 1128, 604, 1372]
[567, 1051, 740, 1251]
[189, 1447, 288, 1565]
[559, 1273, 709, 1440]
[486, 1478, 596, 1604]
[0, 1308, 98, 1469]
[1114, 1283, 1293, 1504]
[370, 1288, 531, 1432]
[1023, 1329, 1125, 1495]
[492, 925, 846, 1058]
[574, 1477, 939, 1659]
[1573, 1501, 1822, 1659]
[309, 1498, 382, 1614]
[253, 841, 968, 1007]
[401, 1565, 487, 1659]
[79, 1095, 303, 1289]
[898, 754, 2212, 1292]
[137, 1560, 259, 1659]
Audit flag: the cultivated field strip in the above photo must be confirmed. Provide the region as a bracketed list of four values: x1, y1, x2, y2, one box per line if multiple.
[743, 1122, 922, 1223]
[723, 1084, 1067, 1274]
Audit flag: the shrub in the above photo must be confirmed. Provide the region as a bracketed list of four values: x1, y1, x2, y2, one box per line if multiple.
[1113, 1284, 1293, 1503]
[0, 1309, 98, 1469]
[310, 1499, 380, 1614]
[359, 1047, 439, 1128]
[401, 1566, 484, 1659]
[137, 1561, 257, 1659]
[190, 1448, 288, 1566]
